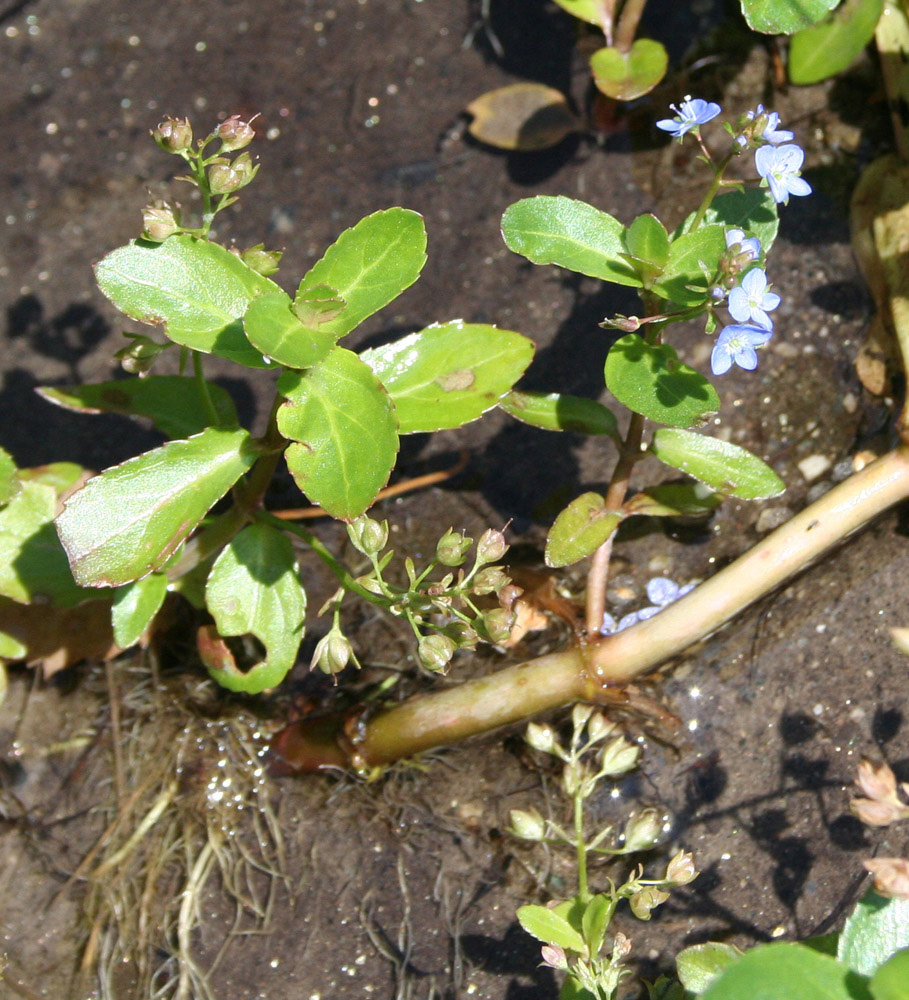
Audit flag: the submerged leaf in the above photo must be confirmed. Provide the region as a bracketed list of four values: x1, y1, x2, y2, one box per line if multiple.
[741, 0, 839, 34]
[466, 83, 578, 151]
[789, 0, 884, 85]
[590, 39, 668, 101]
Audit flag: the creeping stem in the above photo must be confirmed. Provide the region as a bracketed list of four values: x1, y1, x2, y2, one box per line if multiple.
[273, 445, 909, 772]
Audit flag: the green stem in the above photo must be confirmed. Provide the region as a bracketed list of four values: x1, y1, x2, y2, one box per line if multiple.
[575, 791, 590, 902]
[272, 445, 909, 772]
[613, 0, 648, 52]
[686, 149, 735, 233]
[191, 351, 220, 427]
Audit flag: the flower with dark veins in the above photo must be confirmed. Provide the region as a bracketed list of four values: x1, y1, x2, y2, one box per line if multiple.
[711, 323, 773, 376]
[755, 144, 812, 205]
[728, 268, 780, 330]
[656, 97, 721, 140]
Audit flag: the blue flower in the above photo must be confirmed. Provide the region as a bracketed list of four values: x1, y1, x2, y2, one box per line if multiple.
[711, 323, 773, 375]
[755, 144, 812, 205]
[747, 104, 793, 144]
[725, 227, 761, 261]
[656, 97, 721, 139]
[728, 268, 780, 329]
[600, 577, 696, 634]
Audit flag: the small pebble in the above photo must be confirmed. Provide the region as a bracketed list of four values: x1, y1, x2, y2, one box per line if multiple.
[805, 481, 832, 503]
[755, 507, 792, 533]
[797, 454, 831, 482]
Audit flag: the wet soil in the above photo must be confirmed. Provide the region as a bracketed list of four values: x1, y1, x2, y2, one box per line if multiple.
[2, 1, 909, 999]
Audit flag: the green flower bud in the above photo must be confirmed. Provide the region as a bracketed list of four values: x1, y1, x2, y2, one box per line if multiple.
[471, 565, 509, 596]
[525, 723, 556, 754]
[664, 850, 698, 886]
[217, 114, 256, 151]
[599, 736, 639, 777]
[509, 807, 546, 841]
[436, 528, 472, 567]
[476, 527, 507, 564]
[208, 152, 258, 194]
[587, 711, 615, 743]
[310, 631, 354, 675]
[114, 333, 168, 375]
[571, 703, 594, 734]
[629, 887, 669, 921]
[621, 808, 664, 853]
[354, 574, 386, 596]
[482, 607, 515, 645]
[239, 243, 282, 276]
[562, 759, 588, 798]
[152, 116, 193, 153]
[417, 634, 456, 673]
[141, 203, 179, 242]
[347, 515, 389, 556]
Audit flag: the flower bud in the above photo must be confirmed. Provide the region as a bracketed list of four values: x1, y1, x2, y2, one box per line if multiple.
[855, 758, 899, 803]
[599, 737, 639, 777]
[436, 528, 472, 567]
[629, 887, 669, 921]
[664, 850, 698, 886]
[621, 808, 664, 853]
[863, 858, 909, 900]
[239, 243, 282, 276]
[540, 945, 568, 971]
[851, 797, 909, 827]
[476, 528, 507, 564]
[354, 574, 386, 596]
[498, 583, 523, 611]
[310, 631, 354, 675]
[217, 114, 256, 151]
[208, 152, 258, 194]
[417, 634, 456, 673]
[114, 334, 168, 375]
[471, 565, 510, 596]
[152, 116, 193, 153]
[509, 807, 547, 841]
[612, 933, 632, 960]
[571, 703, 594, 734]
[141, 203, 179, 242]
[587, 711, 615, 743]
[525, 723, 556, 754]
[347, 515, 389, 557]
[482, 608, 516, 645]
[562, 760, 589, 798]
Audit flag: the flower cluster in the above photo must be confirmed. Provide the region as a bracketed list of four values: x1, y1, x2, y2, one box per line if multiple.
[601, 576, 695, 635]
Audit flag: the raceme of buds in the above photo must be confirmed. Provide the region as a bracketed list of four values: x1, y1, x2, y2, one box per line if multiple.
[239, 243, 283, 276]
[417, 633, 456, 673]
[664, 850, 698, 886]
[347, 515, 389, 557]
[208, 152, 258, 194]
[599, 737, 640, 777]
[217, 115, 256, 151]
[526, 723, 557, 755]
[141, 203, 180, 242]
[152, 116, 193, 153]
[863, 857, 909, 900]
[310, 630, 354, 674]
[629, 886, 669, 921]
[509, 807, 547, 841]
[476, 528, 508, 564]
[436, 528, 473, 566]
[621, 808, 664, 853]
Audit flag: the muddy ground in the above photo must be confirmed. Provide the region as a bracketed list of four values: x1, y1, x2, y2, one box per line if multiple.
[2, 1, 909, 998]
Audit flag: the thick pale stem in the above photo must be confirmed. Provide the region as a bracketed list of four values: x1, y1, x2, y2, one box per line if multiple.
[614, 0, 648, 52]
[273, 446, 909, 772]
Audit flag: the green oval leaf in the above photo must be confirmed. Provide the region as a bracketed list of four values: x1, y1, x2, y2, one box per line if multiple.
[623, 482, 722, 517]
[501, 196, 641, 287]
[0, 482, 101, 607]
[683, 188, 779, 255]
[203, 522, 306, 694]
[243, 291, 336, 369]
[870, 947, 909, 1000]
[38, 376, 239, 439]
[839, 890, 909, 978]
[466, 83, 578, 151]
[295, 208, 427, 338]
[0, 448, 17, 505]
[653, 224, 726, 306]
[56, 427, 259, 587]
[625, 214, 670, 270]
[742, 0, 839, 34]
[277, 347, 399, 520]
[701, 942, 864, 1000]
[789, 0, 884, 85]
[499, 390, 619, 437]
[516, 903, 587, 955]
[94, 235, 278, 369]
[590, 38, 668, 101]
[361, 322, 534, 433]
[677, 942, 744, 993]
[112, 573, 168, 648]
[545, 492, 624, 568]
[650, 428, 785, 500]
[551, 0, 611, 27]
[604, 334, 720, 427]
